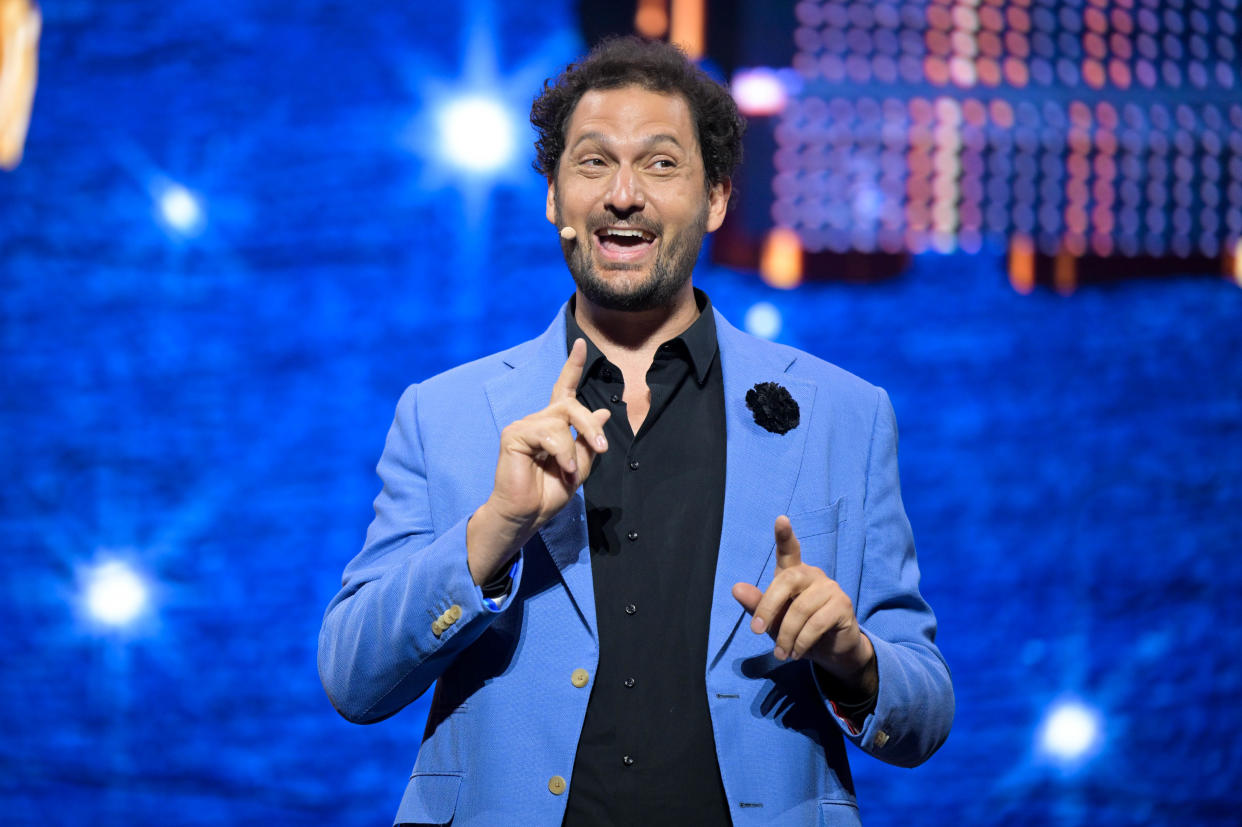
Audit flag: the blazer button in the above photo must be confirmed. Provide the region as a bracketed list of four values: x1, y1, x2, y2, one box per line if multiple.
[446, 604, 462, 622]
[571, 668, 590, 688]
[431, 618, 445, 637]
[872, 730, 890, 749]
[548, 775, 567, 795]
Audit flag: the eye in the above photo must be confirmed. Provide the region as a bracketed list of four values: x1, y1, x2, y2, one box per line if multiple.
[650, 158, 677, 170]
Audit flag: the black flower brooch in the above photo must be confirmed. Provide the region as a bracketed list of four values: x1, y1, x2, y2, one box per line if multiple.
[745, 382, 800, 434]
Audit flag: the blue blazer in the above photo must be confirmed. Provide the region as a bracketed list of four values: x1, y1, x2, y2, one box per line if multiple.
[318, 307, 953, 825]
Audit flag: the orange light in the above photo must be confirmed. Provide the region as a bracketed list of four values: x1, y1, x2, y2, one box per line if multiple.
[1229, 239, 1242, 287]
[1009, 234, 1036, 294]
[635, 0, 668, 39]
[670, 0, 704, 60]
[760, 228, 803, 289]
[1055, 242, 1079, 294]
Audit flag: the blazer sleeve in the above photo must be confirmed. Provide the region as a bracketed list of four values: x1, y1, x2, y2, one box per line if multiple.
[317, 383, 523, 724]
[813, 386, 954, 767]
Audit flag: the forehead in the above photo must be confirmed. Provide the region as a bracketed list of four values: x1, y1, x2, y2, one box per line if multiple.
[564, 86, 698, 152]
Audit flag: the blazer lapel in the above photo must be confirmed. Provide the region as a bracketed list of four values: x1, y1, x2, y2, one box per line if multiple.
[483, 308, 598, 641]
[707, 311, 816, 667]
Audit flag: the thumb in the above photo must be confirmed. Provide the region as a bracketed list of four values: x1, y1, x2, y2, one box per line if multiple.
[732, 582, 762, 613]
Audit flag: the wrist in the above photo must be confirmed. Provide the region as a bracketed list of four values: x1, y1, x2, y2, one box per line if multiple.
[812, 633, 877, 696]
[466, 500, 527, 586]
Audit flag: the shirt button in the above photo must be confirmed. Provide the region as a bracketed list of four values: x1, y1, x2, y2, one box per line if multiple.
[548, 775, 567, 795]
[610, 393, 621, 404]
[624, 677, 636, 688]
[627, 530, 638, 542]
[628, 460, 639, 470]
[625, 603, 637, 615]
[571, 668, 590, 688]
[622, 755, 634, 767]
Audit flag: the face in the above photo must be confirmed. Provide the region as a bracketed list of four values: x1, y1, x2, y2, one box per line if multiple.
[546, 85, 730, 312]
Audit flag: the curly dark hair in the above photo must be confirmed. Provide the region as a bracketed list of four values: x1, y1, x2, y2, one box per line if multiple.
[530, 37, 745, 192]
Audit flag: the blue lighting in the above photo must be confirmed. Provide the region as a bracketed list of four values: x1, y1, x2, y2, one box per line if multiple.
[154, 181, 205, 237]
[82, 559, 150, 628]
[1037, 698, 1103, 768]
[436, 96, 518, 174]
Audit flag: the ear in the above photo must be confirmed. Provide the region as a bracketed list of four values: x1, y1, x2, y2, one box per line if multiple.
[705, 178, 732, 233]
[546, 181, 558, 226]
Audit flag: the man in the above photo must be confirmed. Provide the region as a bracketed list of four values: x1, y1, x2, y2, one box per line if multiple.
[319, 37, 952, 826]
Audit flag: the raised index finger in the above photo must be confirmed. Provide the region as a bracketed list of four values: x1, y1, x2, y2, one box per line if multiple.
[551, 338, 588, 405]
[774, 515, 802, 570]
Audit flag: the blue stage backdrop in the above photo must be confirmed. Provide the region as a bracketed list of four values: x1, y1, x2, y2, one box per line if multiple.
[1, 1, 1240, 825]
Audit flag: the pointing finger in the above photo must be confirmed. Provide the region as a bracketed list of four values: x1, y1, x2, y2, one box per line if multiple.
[551, 338, 588, 404]
[774, 515, 802, 570]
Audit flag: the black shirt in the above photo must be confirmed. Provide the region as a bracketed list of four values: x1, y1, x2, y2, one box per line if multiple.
[562, 290, 732, 827]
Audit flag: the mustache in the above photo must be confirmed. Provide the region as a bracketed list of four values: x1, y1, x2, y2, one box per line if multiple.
[585, 213, 662, 237]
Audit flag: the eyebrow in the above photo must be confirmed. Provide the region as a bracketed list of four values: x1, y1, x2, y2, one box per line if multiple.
[568, 131, 686, 154]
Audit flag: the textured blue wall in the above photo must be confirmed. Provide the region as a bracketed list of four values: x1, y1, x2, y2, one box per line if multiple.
[2, 2, 1241, 825]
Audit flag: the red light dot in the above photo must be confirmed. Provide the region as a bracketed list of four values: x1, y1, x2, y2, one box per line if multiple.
[910, 98, 934, 124]
[978, 31, 1002, 58]
[1085, 8, 1108, 33]
[1084, 33, 1107, 60]
[1109, 60, 1131, 88]
[1096, 103, 1118, 129]
[926, 29, 952, 57]
[1091, 233, 1114, 256]
[1007, 7, 1030, 30]
[1083, 59, 1107, 89]
[990, 99, 1014, 127]
[925, 57, 950, 85]
[1110, 33, 1133, 59]
[1004, 57, 1029, 87]
[1064, 232, 1088, 257]
[927, 6, 953, 30]
[963, 98, 987, 126]
[1005, 31, 1030, 58]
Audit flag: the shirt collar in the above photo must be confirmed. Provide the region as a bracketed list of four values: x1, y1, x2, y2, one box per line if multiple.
[564, 288, 719, 387]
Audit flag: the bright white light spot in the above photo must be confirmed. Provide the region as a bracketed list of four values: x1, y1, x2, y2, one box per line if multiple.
[1038, 700, 1102, 763]
[437, 96, 516, 173]
[85, 561, 149, 627]
[732, 68, 787, 116]
[159, 184, 204, 235]
[744, 302, 782, 340]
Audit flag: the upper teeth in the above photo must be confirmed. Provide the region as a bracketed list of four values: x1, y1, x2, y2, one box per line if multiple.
[604, 229, 651, 239]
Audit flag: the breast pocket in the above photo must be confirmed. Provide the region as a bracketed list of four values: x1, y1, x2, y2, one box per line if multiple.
[786, 498, 844, 578]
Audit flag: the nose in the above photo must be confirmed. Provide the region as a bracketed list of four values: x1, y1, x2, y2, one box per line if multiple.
[605, 165, 645, 216]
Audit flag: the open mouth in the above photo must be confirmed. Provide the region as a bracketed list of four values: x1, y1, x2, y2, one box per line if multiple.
[594, 226, 658, 262]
